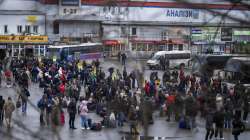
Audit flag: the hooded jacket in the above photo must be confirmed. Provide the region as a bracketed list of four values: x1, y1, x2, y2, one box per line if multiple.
[79, 100, 88, 116]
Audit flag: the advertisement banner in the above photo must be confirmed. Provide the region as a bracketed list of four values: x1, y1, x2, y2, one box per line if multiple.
[0, 35, 48, 43]
[62, 0, 79, 6]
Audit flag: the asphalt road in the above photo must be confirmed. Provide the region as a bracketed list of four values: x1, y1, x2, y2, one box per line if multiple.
[0, 59, 249, 140]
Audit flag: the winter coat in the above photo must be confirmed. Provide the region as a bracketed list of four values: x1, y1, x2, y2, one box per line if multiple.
[79, 100, 88, 116]
[214, 111, 225, 128]
[3, 100, 15, 118]
[205, 112, 214, 129]
[67, 101, 77, 115]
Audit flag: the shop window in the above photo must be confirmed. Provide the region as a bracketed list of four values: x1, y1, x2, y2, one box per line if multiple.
[132, 43, 137, 51]
[33, 25, 39, 34]
[168, 44, 173, 51]
[4, 25, 8, 34]
[159, 45, 165, 51]
[178, 44, 183, 51]
[161, 31, 169, 40]
[25, 25, 31, 33]
[131, 27, 137, 36]
[53, 22, 59, 34]
[17, 25, 22, 34]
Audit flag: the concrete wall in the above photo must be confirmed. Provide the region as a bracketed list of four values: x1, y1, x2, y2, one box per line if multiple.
[0, 0, 39, 10]
[59, 22, 100, 37]
[0, 14, 46, 35]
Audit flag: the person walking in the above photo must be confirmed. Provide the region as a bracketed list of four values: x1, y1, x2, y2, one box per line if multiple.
[79, 100, 89, 130]
[205, 109, 214, 140]
[232, 115, 245, 140]
[67, 98, 77, 129]
[3, 97, 15, 128]
[0, 96, 5, 126]
[19, 87, 30, 114]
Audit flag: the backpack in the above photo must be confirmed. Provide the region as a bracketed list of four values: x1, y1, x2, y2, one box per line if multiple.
[91, 122, 102, 131]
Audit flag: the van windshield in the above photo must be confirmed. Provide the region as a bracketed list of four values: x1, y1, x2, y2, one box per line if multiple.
[152, 55, 160, 60]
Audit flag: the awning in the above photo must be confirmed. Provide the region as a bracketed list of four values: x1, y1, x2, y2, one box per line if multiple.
[103, 40, 122, 45]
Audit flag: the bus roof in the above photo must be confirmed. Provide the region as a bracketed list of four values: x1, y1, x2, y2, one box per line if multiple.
[155, 50, 191, 56]
[48, 43, 102, 49]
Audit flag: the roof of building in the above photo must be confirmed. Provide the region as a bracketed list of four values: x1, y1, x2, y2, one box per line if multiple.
[0, 10, 45, 15]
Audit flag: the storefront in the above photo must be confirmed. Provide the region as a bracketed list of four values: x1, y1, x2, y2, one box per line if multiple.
[0, 35, 49, 58]
[131, 38, 188, 52]
[103, 40, 126, 57]
[232, 29, 250, 54]
[191, 27, 226, 54]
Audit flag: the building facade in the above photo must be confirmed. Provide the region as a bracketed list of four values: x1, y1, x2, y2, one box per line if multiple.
[1, 0, 250, 58]
[0, 6, 48, 59]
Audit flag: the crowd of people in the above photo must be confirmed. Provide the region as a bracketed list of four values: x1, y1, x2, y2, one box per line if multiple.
[0, 57, 249, 140]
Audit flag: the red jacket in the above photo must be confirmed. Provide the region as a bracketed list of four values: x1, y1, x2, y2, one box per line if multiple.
[59, 83, 65, 94]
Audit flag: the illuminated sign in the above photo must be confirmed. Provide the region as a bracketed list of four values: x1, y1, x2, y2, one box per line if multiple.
[0, 35, 48, 43]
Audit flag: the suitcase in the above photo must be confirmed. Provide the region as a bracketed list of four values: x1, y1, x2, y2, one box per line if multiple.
[179, 117, 188, 129]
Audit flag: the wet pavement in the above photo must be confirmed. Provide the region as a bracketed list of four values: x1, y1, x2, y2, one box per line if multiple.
[0, 59, 249, 140]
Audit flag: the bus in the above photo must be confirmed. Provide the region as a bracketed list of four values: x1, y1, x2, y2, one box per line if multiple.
[146, 50, 191, 69]
[48, 43, 103, 61]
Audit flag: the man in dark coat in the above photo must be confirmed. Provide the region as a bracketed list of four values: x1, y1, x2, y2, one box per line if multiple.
[0, 96, 5, 125]
[68, 98, 77, 129]
[214, 109, 225, 139]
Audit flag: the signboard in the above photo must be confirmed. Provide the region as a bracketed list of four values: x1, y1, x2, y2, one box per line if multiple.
[233, 30, 250, 36]
[62, 0, 79, 6]
[27, 16, 38, 24]
[0, 35, 48, 43]
[221, 28, 232, 41]
[166, 9, 199, 19]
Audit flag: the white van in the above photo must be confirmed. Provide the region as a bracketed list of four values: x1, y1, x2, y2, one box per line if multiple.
[147, 50, 191, 69]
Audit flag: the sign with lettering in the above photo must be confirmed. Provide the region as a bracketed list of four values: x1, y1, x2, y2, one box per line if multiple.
[221, 28, 232, 41]
[166, 9, 199, 19]
[0, 35, 48, 43]
[62, 0, 79, 6]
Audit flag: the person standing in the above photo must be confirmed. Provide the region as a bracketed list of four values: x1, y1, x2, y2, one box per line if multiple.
[214, 109, 225, 140]
[79, 100, 89, 130]
[121, 53, 127, 66]
[67, 98, 77, 129]
[243, 97, 249, 122]
[3, 97, 15, 128]
[232, 115, 245, 140]
[0, 96, 5, 126]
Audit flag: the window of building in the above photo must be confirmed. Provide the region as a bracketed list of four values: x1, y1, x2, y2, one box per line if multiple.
[168, 44, 173, 51]
[161, 31, 169, 40]
[131, 27, 137, 36]
[53, 22, 59, 34]
[25, 25, 31, 33]
[4, 25, 8, 34]
[178, 44, 183, 51]
[121, 26, 127, 37]
[33, 25, 39, 34]
[17, 25, 22, 34]
[64, 8, 67, 14]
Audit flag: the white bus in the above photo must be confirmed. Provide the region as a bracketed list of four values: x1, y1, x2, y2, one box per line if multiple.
[147, 50, 191, 69]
